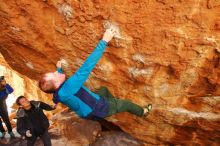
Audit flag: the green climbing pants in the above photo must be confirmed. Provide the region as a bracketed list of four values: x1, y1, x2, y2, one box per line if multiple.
[96, 86, 144, 117]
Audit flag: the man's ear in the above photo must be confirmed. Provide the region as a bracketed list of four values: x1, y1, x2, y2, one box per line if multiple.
[54, 79, 61, 89]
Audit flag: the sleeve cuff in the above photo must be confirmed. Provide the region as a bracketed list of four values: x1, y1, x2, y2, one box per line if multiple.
[100, 40, 108, 45]
[57, 68, 63, 73]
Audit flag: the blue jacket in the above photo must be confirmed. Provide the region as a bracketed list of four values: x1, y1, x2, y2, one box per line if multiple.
[0, 84, 14, 100]
[53, 40, 109, 118]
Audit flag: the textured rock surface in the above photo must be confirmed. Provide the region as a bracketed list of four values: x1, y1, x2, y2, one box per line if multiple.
[91, 131, 144, 146]
[0, 0, 220, 145]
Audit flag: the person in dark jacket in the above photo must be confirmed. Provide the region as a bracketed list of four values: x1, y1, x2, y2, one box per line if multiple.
[0, 76, 15, 138]
[16, 96, 56, 146]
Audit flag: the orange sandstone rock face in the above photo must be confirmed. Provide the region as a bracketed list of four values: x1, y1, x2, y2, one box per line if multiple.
[0, 0, 220, 145]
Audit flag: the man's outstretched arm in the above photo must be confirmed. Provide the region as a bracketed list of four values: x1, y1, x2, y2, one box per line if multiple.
[40, 101, 56, 111]
[60, 28, 117, 95]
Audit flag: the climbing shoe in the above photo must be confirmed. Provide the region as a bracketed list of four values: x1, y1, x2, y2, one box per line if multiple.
[143, 104, 152, 118]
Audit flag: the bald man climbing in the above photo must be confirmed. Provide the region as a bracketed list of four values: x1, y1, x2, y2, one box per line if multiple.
[38, 27, 152, 120]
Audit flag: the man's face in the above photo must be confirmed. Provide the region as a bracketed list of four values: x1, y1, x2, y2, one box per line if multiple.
[19, 97, 30, 107]
[40, 72, 57, 91]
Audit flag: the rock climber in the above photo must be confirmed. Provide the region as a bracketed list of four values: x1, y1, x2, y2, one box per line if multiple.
[38, 27, 152, 120]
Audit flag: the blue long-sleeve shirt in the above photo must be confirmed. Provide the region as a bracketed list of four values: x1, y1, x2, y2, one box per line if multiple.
[0, 84, 14, 100]
[54, 40, 108, 118]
